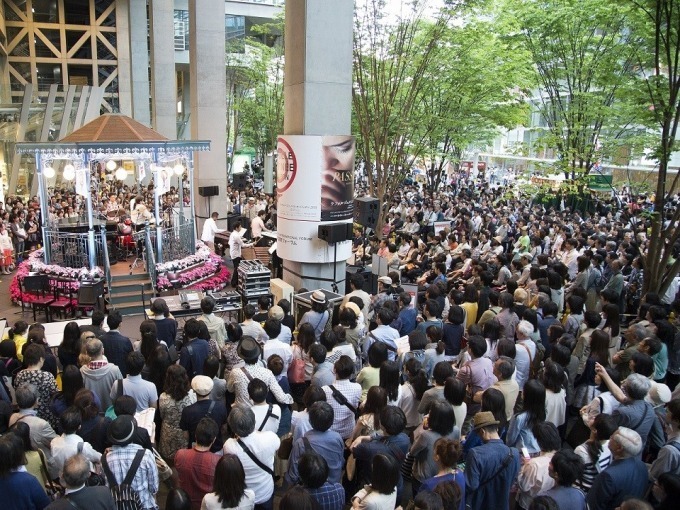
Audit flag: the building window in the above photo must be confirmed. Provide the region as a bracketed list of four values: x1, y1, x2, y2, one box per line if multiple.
[226, 15, 245, 53]
[174, 10, 189, 51]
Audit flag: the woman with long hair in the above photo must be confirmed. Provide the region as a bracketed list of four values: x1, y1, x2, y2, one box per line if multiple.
[399, 358, 430, 433]
[158, 364, 196, 461]
[201, 454, 254, 510]
[444, 378, 467, 431]
[516, 422, 562, 510]
[139, 318, 171, 397]
[57, 321, 81, 369]
[73, 388, 110, 454]
[573, 330, 610, 408]
[542, 360, 567, 429]
[506, 379, 546, 455]
[50, 364, 100, 419]
[463, 387, 507, 456]
[460, 285, 479, 332]
[601, 303, 621, 363]
[352, 454, 400, 510]
[573, 413, 616, 492]
[351, 386, 388, 441]
[379, 360, 402, 406]
[409, 401, 460, 493]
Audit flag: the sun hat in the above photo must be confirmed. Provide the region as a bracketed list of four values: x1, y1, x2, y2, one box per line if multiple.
[344, 302, 361, 318]
[107, 415, 137, 446]
[378, 276, 392, 286]
[473, 411, 500, 431]
[191, 375, 214, 396]
[269, 305, 284, 321]
[311, 290, 327, 304]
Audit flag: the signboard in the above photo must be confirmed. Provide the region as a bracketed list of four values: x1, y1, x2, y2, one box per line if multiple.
[276, 135, 355, 263]
[434, 221, 450, 235]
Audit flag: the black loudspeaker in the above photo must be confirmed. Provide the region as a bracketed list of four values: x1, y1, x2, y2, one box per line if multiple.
[354, 197, 380, 230]
[233, 173, 247, 190]
[318, 222, 353, 244]
[199, 186, 219, 197]
[345, 266, 371, 294]
[227, 213, 241, 231]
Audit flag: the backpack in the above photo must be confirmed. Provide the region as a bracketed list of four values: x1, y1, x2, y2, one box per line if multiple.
[101, 449, 146, 510]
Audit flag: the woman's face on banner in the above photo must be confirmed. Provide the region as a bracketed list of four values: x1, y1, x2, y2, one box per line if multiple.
[322, 136, 355, 172]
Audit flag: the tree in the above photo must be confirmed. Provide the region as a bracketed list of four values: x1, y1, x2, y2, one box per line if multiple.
[508, 0, 642, 182]
[230, 19, 284, 164]
[630, 0, 680, 295]
[415, 18, 531, 194]
[352, 0, 463, 233]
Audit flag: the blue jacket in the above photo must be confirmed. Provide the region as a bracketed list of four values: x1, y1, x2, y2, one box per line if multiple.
[465, 439, 520, 510]
[586, 457, 648, 510]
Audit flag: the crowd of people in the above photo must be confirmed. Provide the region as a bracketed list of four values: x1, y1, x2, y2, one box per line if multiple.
[0, 172, 679, 510]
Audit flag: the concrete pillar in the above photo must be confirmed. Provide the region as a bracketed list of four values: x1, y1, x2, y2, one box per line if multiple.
[128, 0, 151, 126]
[0, 2, 10, 104]
[281, 0, 354, 292]
[115, 0, 132, 117]
[188, 0, 228, 226]
[149, 0, 176, 138]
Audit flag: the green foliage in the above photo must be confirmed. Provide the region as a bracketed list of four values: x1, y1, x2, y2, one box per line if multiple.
[627, 0, 680, 295]
[506, 0, 644, 179]
[226, 17, 284, 165]
[415, 15, 533, 193]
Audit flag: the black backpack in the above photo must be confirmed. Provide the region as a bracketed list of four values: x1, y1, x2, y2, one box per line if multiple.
[101, 449, 146, 510]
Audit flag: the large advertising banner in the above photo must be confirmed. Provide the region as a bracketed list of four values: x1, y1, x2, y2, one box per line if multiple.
[276, 135, 355, 263]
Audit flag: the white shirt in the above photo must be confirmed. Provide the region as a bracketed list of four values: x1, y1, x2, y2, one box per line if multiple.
[252, 403, 281, 434]
[515, 339, 536, 390]
[222, 432, 280, 504]
[50, 434, 101, 476]
[263, 338, 293, 373]
[250, 216, 267, 238]
[229, 229, 250, 259]
[202, 490, 255, 510]
[201, 218, 226, 242]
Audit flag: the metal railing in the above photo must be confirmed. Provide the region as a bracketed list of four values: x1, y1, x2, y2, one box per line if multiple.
[159, 219, 196, 263]
[100, 225, 113, 308]
[43, 229, 107, 268]
[144, 226, 157, 294]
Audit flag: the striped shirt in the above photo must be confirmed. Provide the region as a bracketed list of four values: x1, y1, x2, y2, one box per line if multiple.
[574, 442, 612, 492]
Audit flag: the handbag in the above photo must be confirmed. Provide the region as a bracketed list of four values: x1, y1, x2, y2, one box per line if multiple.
[76, 443, 106, 486]
[287, 353, 306, 384]
[38, 449, 64, 501]
[277, 433, 294, 460]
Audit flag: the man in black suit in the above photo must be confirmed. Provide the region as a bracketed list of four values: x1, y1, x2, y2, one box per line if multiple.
[46, 453, 115, 509]
[100, 310, 133, 377]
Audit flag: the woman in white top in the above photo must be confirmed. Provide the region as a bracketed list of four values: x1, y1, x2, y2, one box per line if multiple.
[352, 453, 400, 510]
[202, 454, 255, 510]
[543, 360, 567, 428]
[516, 422, 561, 509]
[380, 361, 403, 407]
[351, 386, 388, 441]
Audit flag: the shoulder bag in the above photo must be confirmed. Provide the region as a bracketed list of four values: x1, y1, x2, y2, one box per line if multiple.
[237, 438, 274, 476]
[329, 384, 360, 420]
